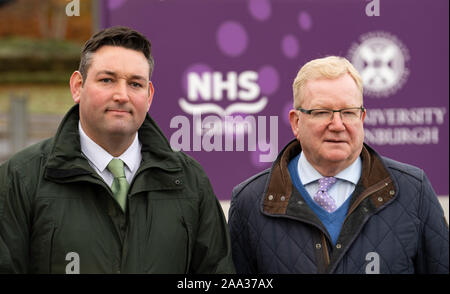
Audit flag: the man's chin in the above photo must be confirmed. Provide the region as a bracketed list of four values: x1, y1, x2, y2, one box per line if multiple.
[104, 124, 136, 137]
[322, 150, 351, 163]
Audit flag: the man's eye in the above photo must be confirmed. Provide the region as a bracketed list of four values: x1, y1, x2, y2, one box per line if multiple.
[313, 111, 330, 116]
[131, 82, 143, 88]
[343, 111, 357, 116]
[100, 78, 112, 83]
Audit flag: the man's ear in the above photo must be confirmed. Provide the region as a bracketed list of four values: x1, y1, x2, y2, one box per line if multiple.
[289, 109, 300, 137]
[70, 71, 83, 104]
[147, 81, 155, 111]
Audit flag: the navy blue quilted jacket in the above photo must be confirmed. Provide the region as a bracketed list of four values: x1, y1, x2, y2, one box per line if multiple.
[229, 140, 449, 274]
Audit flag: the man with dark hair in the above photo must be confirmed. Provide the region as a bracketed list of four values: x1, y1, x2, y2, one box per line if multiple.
[0, 26, 235, 274]
[78, 26, 154, 83]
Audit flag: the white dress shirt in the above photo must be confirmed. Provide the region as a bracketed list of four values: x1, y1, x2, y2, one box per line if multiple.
[78, 121, 142, 187]
[298, 151, 362, 208]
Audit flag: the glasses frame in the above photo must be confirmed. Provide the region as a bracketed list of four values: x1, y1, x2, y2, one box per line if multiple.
[296, 106, 365, 122]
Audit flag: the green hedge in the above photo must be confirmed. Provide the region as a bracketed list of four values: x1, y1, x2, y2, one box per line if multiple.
[0, 37, 81, 83]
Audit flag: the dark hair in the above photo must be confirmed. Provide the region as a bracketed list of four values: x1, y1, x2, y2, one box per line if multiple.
[78, 26, 154, 83]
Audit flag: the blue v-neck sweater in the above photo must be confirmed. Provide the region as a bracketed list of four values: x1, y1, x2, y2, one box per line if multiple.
[288, 154, 351, 245]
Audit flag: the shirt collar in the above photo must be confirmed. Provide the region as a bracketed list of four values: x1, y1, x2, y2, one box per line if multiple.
[78, 121, 140, 173]
[298, 151, 362, 185]
[119, 133, 141, 172]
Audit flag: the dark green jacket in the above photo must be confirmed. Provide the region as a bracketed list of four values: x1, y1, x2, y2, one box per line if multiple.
[0, 105, 235, 274]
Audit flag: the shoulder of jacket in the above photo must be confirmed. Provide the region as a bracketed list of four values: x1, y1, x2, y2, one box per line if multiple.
[232, 168, 271, 199]
[381, 156, 424, 182]
[3, 138, 52, 172]
[0, 139, 52, 202]
[173, 151, 203, 170]
[170, 151, 212, 183]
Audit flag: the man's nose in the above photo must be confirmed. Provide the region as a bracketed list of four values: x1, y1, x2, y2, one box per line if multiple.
[112, 80, 130, 103]
[328, 111, 346, 130]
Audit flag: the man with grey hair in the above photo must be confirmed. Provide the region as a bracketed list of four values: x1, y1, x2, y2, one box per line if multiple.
[228, 56, 449, 274]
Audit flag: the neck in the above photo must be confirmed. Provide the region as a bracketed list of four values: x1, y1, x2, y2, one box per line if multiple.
[80, 122, 137, 157]
[97, 133, 136, 157]
[313, 164, 345, 177]
[305, 155, 354, 177]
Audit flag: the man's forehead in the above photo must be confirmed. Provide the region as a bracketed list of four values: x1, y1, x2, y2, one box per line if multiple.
[302, 76, 362, 105]
[87, 46, 150, 78]
[90, 46, 148, 64]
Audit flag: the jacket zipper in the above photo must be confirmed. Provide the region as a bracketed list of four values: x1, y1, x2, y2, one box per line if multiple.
[327, 178, 393, 273]
[181, 217, 191, 274]
[345, 178, 392, 223]
[48, 225, 57, 273]
[315, 179, 392, 273]
[321, 233, 330, 266]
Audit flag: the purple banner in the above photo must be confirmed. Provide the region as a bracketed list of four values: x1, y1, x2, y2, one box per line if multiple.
[101, 0, 449, 199]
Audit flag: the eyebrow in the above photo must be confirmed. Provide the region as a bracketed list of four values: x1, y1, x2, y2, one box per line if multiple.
[95, 70, 147, 81]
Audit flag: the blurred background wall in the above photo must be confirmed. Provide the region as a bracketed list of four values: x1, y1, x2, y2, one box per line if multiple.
[0, 0, 93, 41]
[0, 0, 95, 163]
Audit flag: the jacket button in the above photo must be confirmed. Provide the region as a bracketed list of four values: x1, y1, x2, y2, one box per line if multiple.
[297, 201, 303, 205]
[280, 196, 286, 201]
[268, 195, 274, 200]
[315, 243, 321, 249]
[389, 190, 395, 196]
[175, 179, 181, 185]
[377, 197, 383, 202]
[336, 243, 342, 249]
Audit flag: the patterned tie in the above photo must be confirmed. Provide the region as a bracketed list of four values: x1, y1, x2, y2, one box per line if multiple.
[314, 177, 337, 213]
[107, 159, 129, 212]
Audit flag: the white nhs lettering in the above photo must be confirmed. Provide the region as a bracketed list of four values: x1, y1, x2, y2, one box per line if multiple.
[187, 71, 260, 101]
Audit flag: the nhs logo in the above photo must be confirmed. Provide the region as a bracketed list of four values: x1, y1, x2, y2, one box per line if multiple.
[170, 70, 278, 162]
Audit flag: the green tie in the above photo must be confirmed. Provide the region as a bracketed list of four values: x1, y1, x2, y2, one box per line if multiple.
[107, 159, 129, 212]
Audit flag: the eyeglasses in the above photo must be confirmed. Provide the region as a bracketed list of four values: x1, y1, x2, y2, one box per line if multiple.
[296, 106, 365, 123]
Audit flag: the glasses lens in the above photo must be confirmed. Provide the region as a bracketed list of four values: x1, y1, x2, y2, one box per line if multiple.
[309, 108, 362, 123]
[341, 108, 361, 122]
[310, 109, 333, 121]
